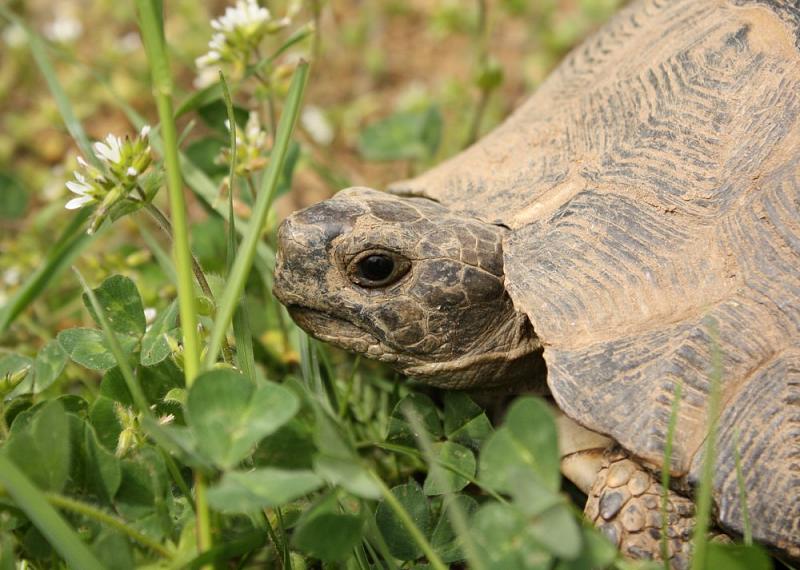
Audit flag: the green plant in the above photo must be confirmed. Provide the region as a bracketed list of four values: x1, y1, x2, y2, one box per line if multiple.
[0, 1, 779, 568]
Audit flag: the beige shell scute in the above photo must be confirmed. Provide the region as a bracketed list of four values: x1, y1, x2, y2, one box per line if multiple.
[393, 0, 800, 557]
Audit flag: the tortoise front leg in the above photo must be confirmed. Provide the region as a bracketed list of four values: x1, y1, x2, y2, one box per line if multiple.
[584, 447, 696, 569]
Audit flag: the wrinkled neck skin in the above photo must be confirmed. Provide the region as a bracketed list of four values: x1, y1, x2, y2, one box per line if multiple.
[273, 187, 545, 391]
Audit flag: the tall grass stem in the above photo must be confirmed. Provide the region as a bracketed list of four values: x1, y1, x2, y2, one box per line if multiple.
[135, 0, 201, 387]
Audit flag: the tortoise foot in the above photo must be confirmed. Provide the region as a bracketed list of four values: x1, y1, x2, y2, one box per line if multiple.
[584, 448, 695, 569]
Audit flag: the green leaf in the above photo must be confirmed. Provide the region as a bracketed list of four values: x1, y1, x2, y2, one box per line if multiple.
[443, 392, 493, 451]
[555, 526, 618, 570]
[84, 423, 122, 502]
[58, 328, 138, 371]
[430, 494, 478, 563]
[184, 137, 227, 178]
[0, 172, 29, 219]
[186, 369, 299, 468]
[197, 100, 248, 135]
[479, 396, 560, 494]
[139, 360, 183, 409]
[92, 530, 134, 570]
[206, 468, 323, 513]
[9, 341, 68, 397]
[471, 503, 551, 570]
[114, 449, 171, 540]
[254, 419, 316, 469]
[358, 106, 442, 162]
[292, 495, 365, 561]
[175, 82, 224, 118]
[82, 275, 146, 338]
[4, 400, 70, 492]
[386, 393, 443, 447]
[705, 543, 772, 570]
[140, 301, 178, 366]
[528, 504, 582, 560]
[88, 396, 123, 453]
[423, 441, 475, 495]
[31, 340, 68, 394]
[312, 454, 381, 500]
[375, 481, 431, 561]
[0, 455, 103, 570]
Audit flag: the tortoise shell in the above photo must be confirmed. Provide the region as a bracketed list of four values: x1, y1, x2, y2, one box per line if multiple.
[390, 0, 800, 556]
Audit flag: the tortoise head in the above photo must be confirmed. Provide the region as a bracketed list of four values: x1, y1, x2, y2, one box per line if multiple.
[273, 187, 542, 389]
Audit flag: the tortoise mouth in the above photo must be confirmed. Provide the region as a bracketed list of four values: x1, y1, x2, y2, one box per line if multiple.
[285, 305, 386, 357]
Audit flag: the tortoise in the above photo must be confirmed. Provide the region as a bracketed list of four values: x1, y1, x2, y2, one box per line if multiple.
[272, 0, 800, 565]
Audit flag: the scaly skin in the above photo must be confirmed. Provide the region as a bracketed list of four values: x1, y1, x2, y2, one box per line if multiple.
[273, 187, 544, 391]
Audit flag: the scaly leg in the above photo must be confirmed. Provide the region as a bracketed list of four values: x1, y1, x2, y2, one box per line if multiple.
[584, 447, 698, 569]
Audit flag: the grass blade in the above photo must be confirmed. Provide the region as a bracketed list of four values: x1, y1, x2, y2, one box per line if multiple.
[691, 322, 723, 570]
[135, 0, 212, 559]
[733, 430, 752, 545]
[0, 455, 104, 570]
[204, 60, 310, 368]
[220, 71, 257, 384]
[661, 382, 683, 568]
[136, 0, 200, 386]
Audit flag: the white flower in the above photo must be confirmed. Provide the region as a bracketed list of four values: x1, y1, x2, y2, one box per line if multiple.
[211, 0, 271, 34]
[3, 267, 21, 286]
[301, 105, 334, 146]
[195, 0, 288, 81]
[63, 126, 153, 230]
[158, 413, 175, 426]
[118, 32, 141, 54]
[65, 171, 94, 210]
[244, 112, 267, 148]
[45, 16, 83, 43]
[194, 65, 221, 89]
[94, 134, 123, 165]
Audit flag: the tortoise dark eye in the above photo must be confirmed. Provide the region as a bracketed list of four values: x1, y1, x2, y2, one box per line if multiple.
[358, 255, 394, 282]
[349, 251, 410, 288]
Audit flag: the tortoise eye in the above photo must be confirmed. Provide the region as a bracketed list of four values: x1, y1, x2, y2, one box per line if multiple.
[349, 251, 410, 288]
